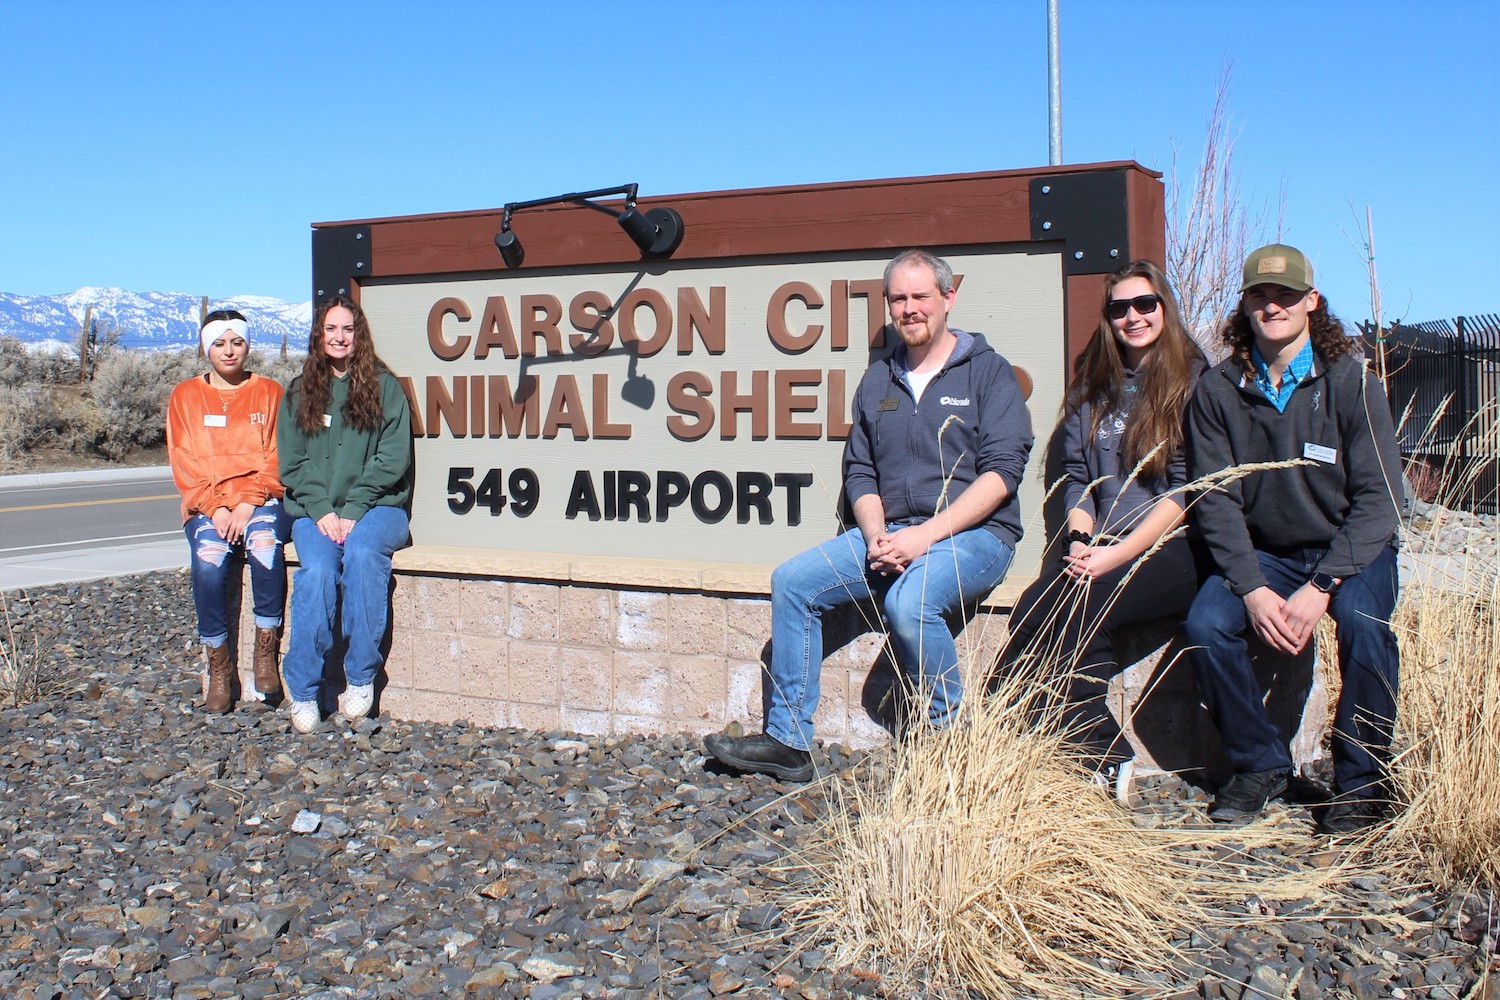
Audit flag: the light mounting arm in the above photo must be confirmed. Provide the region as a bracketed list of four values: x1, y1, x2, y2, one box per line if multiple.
[494, 183, 685, 269]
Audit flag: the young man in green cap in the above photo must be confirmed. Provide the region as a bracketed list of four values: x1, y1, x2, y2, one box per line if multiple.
[1183, 243, 1404, 833]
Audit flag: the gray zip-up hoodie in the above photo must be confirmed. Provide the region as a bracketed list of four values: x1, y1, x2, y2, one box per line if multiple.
[843, 329, 1033, 548]
[1185, 351, 1401, 595]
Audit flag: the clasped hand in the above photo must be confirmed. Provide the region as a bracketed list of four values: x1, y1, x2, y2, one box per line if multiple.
[211, 503, 256, 545]
[867, 526, 929, 576]
[1243, 585, 1330, 655]
[316, 512, 359, 545]
[1062, 541, 1130, 583]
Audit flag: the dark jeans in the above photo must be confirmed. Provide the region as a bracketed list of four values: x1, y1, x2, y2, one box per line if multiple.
[1183, 545, 1400, 796]
[995, 536, 1198, 768]
[184, 501, 292, 646]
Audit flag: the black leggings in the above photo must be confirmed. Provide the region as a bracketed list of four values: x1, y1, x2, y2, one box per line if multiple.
[992, 536, 1198, 768]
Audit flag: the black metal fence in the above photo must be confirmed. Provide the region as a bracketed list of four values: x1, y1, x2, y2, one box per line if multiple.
[1361, 314, 1500, 515]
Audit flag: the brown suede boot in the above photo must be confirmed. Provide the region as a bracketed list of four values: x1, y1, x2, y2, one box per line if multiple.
[253, 627, 282, 697]
[205, 643, 233, 714]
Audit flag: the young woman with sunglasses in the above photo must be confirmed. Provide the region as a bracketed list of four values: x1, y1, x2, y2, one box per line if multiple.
[992, 260, 1205, 784]
[277, 296, 413, 734]
[167, 310, 291, 713]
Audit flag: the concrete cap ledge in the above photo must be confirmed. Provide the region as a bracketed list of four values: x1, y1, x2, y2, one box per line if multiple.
[0, 465, 173, 489]
[285, 541, 1026, 604]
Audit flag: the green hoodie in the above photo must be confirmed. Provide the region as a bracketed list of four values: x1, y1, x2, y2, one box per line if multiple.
[278, 369, 413, 521]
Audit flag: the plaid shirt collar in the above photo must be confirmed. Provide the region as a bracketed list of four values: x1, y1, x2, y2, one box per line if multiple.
[1250, 338, 1315, 413]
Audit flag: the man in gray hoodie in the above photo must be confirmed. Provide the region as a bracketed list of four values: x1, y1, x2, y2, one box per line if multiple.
[704, 249, 1033, 781]
[1184, 243, 1403, 833]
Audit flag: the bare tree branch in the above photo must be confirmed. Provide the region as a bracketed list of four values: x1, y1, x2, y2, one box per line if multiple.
[1165, 63, 1280, 361]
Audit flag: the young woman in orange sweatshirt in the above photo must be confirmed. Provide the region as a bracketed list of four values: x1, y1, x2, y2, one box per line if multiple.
[166, 309, 291, 712]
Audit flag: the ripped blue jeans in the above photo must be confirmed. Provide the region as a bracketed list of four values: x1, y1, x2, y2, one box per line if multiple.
[184, 500, 292, 647]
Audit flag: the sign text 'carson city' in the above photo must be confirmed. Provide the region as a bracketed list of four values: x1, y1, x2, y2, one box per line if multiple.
[403, 278, 909, 442]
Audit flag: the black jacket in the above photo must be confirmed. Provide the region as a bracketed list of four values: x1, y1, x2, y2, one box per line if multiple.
[1185, 351, 1401, 595]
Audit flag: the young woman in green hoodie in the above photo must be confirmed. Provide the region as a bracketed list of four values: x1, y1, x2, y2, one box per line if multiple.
[278, 295, 413, 734]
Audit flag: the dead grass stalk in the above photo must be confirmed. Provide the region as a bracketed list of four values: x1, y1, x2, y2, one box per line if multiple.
[0, 590, 56, 708]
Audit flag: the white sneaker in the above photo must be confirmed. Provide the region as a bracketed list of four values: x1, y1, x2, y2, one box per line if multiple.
[289, 700, 321, 734]
[339, 683, 374, 721]
[1114, 759, 1139, 809]
[1092, 759, 1140, 809]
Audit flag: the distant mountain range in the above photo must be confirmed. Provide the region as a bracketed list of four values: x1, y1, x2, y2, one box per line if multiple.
[0, 288, 313, 353]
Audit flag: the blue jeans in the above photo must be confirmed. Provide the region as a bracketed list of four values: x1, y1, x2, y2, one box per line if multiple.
[1183, 545, 1400, 796]
[765, 525, 1014, 751]
[283, 506, 410, 703]
[184, 500, 291, 646]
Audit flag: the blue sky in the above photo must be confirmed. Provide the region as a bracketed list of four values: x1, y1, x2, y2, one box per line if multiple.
[2, 1, 1496, 322]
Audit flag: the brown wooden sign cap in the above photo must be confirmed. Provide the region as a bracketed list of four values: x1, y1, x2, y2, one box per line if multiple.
[312, 161, 1164, 366]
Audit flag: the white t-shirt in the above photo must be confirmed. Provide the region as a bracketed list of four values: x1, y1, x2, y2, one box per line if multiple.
[905, 368, 938, 403]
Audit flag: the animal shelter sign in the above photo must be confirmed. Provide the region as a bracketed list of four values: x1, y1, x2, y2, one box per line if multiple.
[315, 164, 1165, 569]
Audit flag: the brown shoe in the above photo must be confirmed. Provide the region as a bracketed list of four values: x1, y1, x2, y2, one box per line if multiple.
[253, 627, 282, 697]
[205, 643, 233, 713]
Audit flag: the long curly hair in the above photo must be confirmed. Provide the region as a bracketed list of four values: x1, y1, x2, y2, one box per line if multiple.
[293, 295, 391, 434]
[1066, 260, 1203, 482]
[1220, 292, 1355, 374]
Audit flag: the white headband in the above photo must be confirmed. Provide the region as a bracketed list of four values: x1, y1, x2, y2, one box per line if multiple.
[201, 318, 249, 354]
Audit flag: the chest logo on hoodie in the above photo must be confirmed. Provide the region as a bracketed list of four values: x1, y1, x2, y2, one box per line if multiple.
[939, 396, 971, 407]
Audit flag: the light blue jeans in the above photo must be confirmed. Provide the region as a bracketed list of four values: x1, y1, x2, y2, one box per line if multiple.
[283, 506, 410, 703]
[765, 525, 1013, 750]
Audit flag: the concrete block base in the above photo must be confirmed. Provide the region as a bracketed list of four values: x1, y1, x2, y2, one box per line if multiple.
[221, 554, 1330, 777]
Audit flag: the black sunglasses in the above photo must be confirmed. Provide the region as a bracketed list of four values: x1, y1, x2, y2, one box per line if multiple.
[1105, 294, 1161, 320]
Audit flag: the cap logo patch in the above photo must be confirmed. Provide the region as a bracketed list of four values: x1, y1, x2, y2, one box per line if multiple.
[1257, 256, 1289, 275]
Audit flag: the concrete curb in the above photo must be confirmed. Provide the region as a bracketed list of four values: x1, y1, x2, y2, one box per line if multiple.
[0, 465, 173, 489]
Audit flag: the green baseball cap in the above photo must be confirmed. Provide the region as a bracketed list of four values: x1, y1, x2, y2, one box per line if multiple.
[1241, 243, 1314, 292]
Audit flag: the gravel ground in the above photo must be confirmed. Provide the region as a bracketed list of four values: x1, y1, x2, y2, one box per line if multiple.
[1, 571, 1497, 999]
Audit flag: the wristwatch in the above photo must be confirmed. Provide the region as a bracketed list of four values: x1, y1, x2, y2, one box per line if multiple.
[1310, 572, 1341, 595]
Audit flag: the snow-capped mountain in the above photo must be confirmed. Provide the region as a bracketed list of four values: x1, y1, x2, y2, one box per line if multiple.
[0, 288, 313, 353]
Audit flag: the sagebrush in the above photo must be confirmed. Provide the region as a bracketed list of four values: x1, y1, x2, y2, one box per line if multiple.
[0, 339, 303, 469]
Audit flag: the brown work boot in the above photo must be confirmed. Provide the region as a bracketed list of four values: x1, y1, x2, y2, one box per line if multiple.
[253, 627, 282, 697]
[205, 643, 233, 714]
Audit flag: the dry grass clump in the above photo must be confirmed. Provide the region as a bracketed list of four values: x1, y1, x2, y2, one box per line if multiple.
[0, 590, 58, 708]
[1384, 558, 1500, 890]
[1386, 583, 1500, 888]
[1374, 406, 1500, 890]
[777, 675, 1197, 999]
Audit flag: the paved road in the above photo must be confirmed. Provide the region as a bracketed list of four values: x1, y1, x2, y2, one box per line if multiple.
[0, 468, 187, 591]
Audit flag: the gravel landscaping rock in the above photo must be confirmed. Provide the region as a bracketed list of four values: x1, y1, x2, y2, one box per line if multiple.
[1, 570, 1496, 997]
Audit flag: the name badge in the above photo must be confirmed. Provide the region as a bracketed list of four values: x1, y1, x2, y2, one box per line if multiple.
[322, 413, 333, 427]
[203, 414, 227, 428]
[1303, 442, 1338, 464]
[877, 398, 899, 412]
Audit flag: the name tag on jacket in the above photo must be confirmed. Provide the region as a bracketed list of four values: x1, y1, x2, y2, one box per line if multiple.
[203, 414, 227, 427]
[1303, 442, 1338, 464]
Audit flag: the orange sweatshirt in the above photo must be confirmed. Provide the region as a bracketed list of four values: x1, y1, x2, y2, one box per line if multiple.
[166, 373, 286, 523]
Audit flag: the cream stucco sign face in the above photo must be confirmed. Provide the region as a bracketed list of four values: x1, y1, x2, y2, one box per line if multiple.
[358, 247, 1063, 569]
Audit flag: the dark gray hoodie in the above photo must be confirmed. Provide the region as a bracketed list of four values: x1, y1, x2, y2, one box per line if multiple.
[842, 329, 1033, 548]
